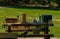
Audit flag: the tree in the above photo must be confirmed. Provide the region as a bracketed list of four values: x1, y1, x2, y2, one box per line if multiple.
[23, 0, 31, 4]
[50, 0, 60, 7]
[35, 0, 42, 4]
[57, 0, 60, 7]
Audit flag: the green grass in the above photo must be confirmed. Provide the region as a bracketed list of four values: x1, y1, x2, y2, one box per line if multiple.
[0, 7, 60, 37]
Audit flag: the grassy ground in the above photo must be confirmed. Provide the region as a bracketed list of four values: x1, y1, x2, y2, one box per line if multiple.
[0, 7, 60, 37]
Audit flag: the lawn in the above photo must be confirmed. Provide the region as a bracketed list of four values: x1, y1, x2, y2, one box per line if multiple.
[0, 7, 60, 37]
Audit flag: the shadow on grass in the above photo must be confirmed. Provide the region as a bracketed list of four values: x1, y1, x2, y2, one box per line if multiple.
[1, 5, 60, 11]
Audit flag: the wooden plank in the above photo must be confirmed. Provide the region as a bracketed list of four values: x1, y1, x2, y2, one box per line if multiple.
[5, 26, 50, 32]
[3, 23, 53, 26]
[5, 29, 50, 32]
[11, 23, 53, 26]
[0, 33, 18, 38]
[18, 34, 54, 37]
